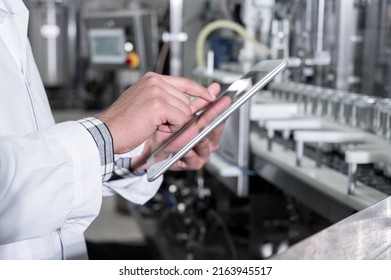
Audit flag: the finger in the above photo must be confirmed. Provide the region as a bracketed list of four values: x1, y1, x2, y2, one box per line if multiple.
[143, 74, 192, 106]
[156, 101, 190, 133]
[208, 82, 221, 97]
[207, 122, 225, 151]
[196, 95, 232, 128]
[190, 82, 221, 114]
[156, 87, 192, 117]
[192, 137, 211, 162]
[171, 148, 207, 171]
[159, 75, 216, 102]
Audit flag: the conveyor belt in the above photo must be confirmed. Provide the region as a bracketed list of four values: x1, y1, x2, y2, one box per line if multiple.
[270, 132, 391, 195]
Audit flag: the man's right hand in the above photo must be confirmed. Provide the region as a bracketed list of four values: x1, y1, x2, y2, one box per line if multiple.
[96, 72, 216, 154]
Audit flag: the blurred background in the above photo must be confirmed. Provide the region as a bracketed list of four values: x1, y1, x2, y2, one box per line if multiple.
[23, 0, 391, 260]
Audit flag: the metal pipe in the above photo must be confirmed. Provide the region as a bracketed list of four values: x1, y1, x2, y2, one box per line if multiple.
[315, 142, 322, 168]
[335, 0, 356, 90]
[46, 0, 58, 85]
[169, 0, 183, 76]
[316, 0, 325, 55]
[296, 141, 303, 167]
[305, 0, 313, 53]
[348, 163, 357, 194]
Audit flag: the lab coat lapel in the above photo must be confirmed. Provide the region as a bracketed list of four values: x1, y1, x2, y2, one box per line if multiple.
[0, 1, 7, 14]
[1, 0, 29, 74]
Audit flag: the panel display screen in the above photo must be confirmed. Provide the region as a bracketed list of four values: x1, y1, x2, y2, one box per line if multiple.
[88, 28, 126, 64]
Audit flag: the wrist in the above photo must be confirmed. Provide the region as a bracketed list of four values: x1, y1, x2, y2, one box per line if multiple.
[129, 153, 148, 171]
[129, 137, 153, 171]
[77, 117, 114, 181]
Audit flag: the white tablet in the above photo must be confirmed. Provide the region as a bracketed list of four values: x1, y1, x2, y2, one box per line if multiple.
[147, 59, 288, 181]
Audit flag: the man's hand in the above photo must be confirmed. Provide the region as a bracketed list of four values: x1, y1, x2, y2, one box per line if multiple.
[167, 83, 231, 171]
[131, 82, 231, 172]
[96, 72, 215, 154]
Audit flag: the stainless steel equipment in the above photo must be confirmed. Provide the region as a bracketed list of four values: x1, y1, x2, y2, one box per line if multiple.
[286, 0, 391, 98]
[179, 0, 391, 260]
[81, 8, 159, 108]
[26, 0, 72, 87]
[151, 0, 391, 260]
[83, 9, 158, 73]
[272, 194, 391, 259]
[25, 0, 82, 107]
[252, 81, 391, 218]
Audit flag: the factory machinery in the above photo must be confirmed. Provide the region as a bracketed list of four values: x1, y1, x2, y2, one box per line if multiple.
[24, 0, 391, 259]
[131, 77, 391, 260]
[252, 81, 391, 216]
[152, 80, 391, 259]
[250, 81, 391, 259]
[142, 0, 391, 260]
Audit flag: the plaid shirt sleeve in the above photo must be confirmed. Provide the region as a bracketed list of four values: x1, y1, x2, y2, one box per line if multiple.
[78, 117, 114, 181]
[78, 117, 147, 182]
[114, 157, 146, 178]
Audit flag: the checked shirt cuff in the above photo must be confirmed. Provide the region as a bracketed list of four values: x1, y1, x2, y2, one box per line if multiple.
[78, 117, 114, 181]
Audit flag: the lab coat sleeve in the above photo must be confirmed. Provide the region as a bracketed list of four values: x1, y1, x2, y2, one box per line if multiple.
[102, 143, 163, 205]
[102, 174, 163, 205]
[0, 121, 102, 245]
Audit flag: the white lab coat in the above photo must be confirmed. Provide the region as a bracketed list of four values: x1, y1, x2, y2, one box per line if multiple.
[0, 0, 162, 259]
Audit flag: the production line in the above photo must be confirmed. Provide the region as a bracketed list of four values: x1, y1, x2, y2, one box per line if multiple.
[3, 0, 391, 260]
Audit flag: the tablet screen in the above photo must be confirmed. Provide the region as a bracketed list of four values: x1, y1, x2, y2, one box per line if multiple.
[147, 59, 288, 181]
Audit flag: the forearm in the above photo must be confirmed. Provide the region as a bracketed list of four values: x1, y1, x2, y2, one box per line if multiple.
[0, 122, 102, 244]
